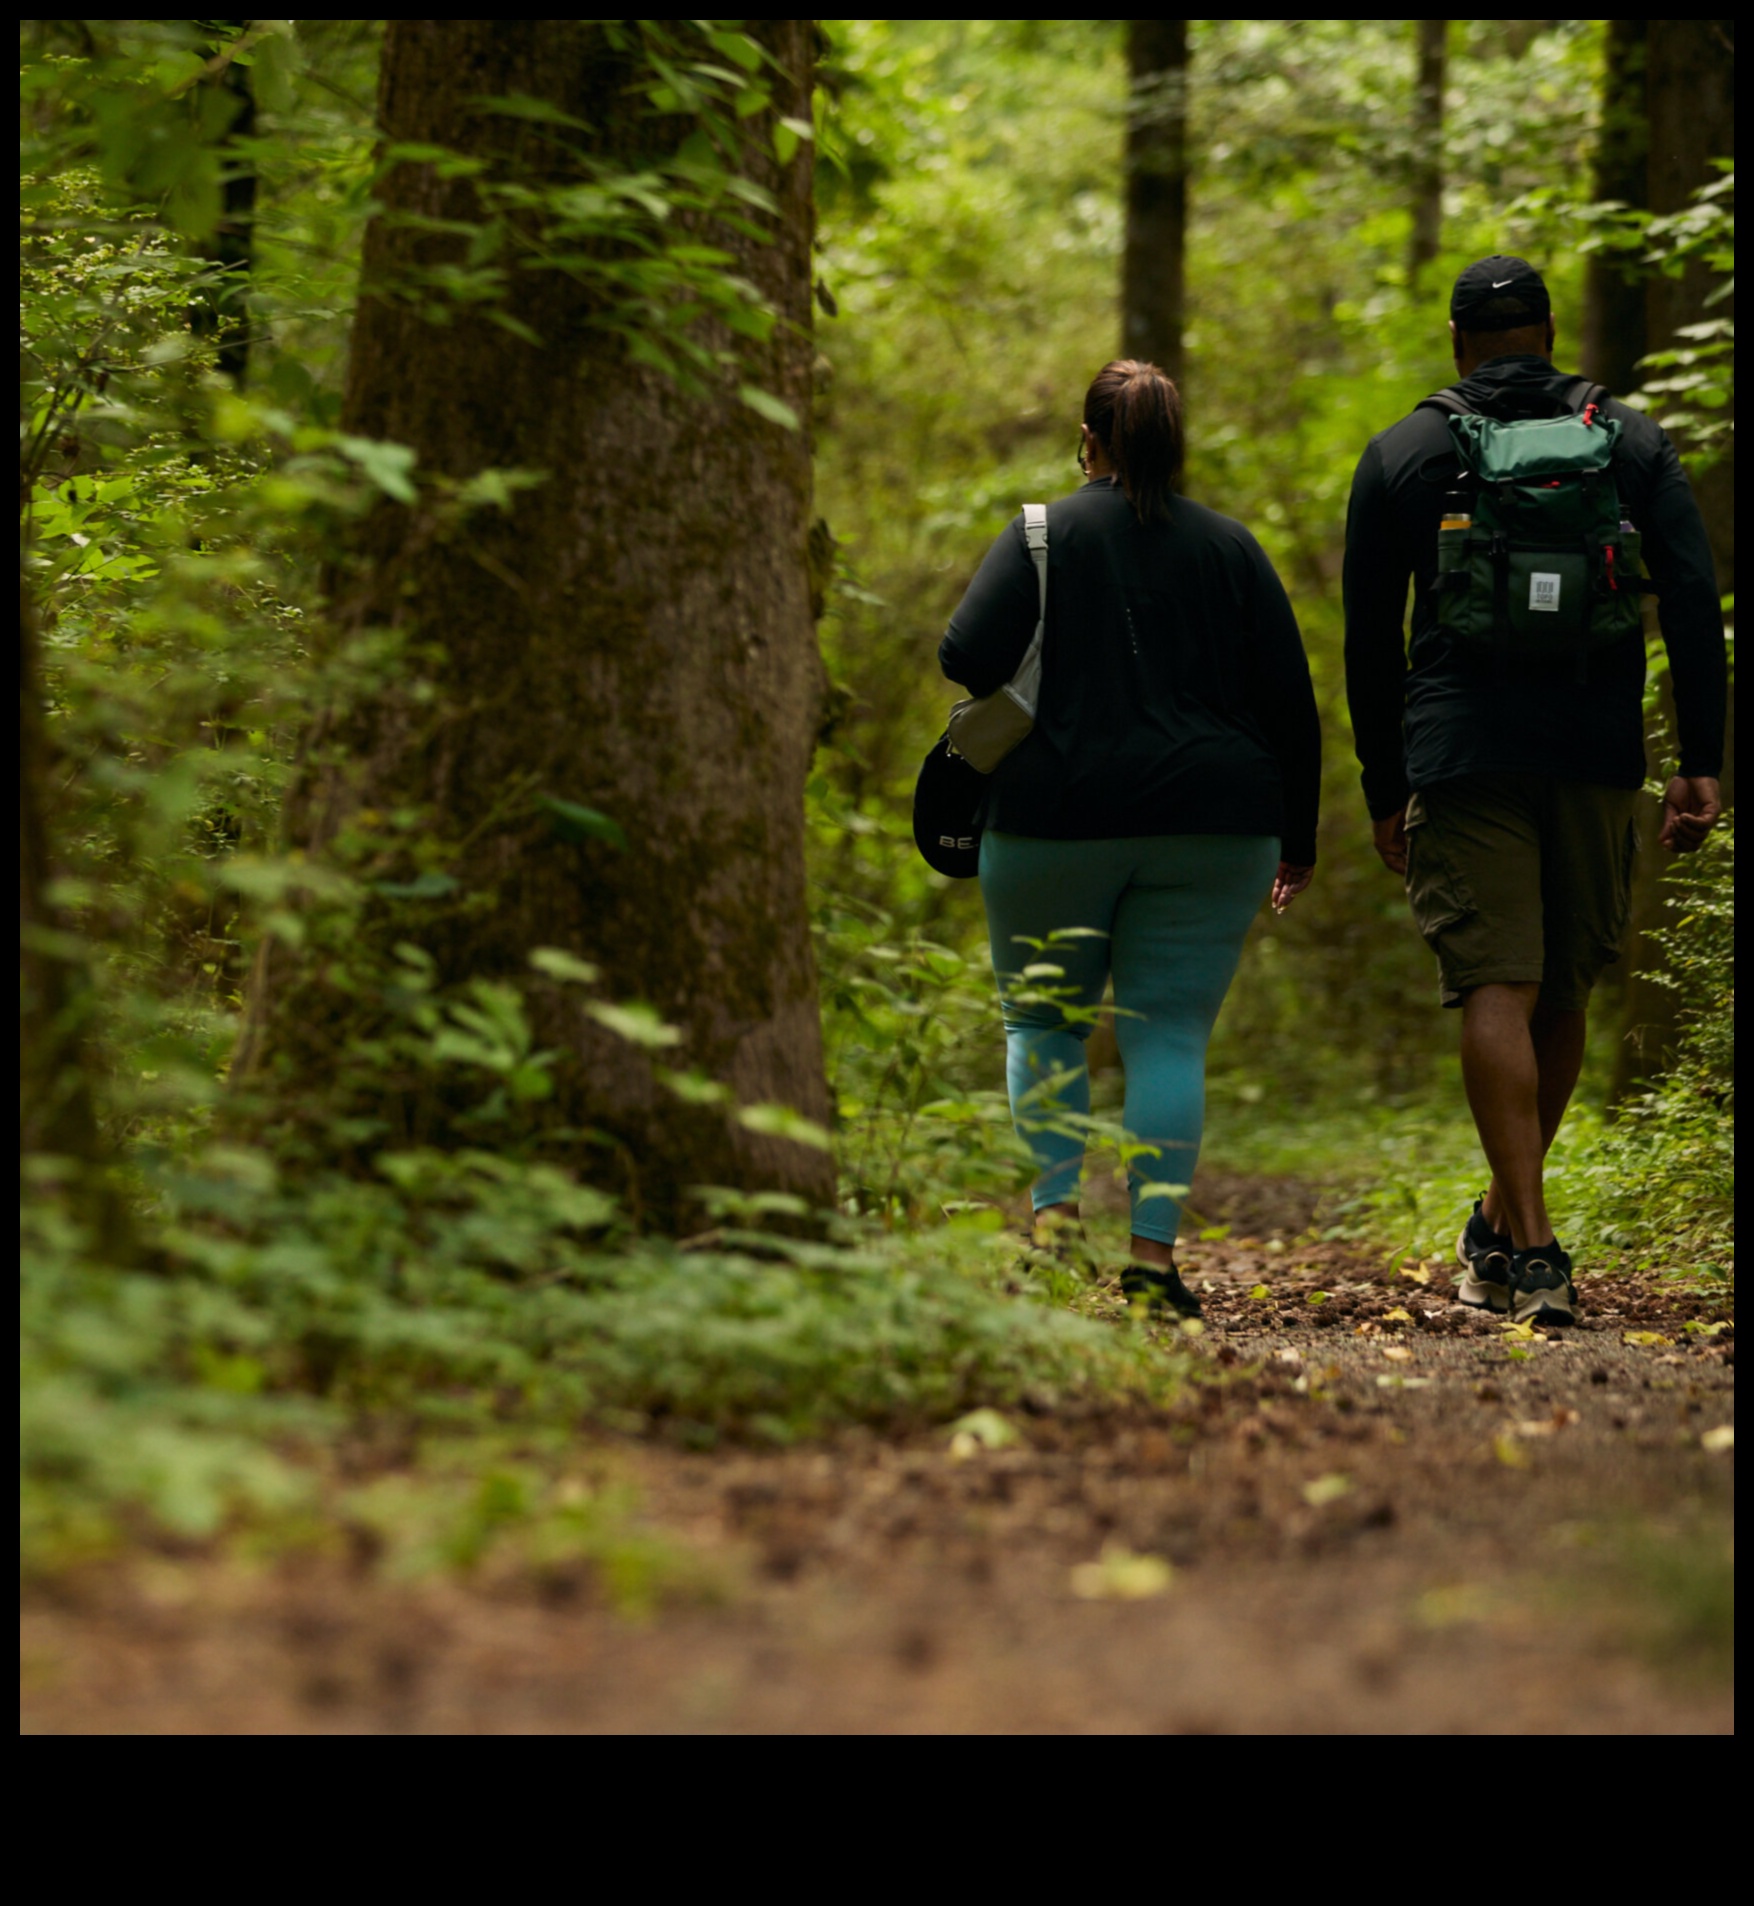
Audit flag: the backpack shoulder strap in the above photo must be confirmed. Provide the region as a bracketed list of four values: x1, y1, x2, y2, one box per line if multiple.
[1569, 380, 1611, 418]
[1416, 388, 1471, 418]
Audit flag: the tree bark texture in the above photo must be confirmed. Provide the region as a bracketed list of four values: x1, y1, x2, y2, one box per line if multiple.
[1122, 19, 1188, 390]
[1408, 20, 1446, 281]
[238, 21, 834, 1224]
[1610, 17, 1735, 1097]
[1579, 18, 1648, 395]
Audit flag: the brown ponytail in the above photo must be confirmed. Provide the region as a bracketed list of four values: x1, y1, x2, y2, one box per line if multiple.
[1082, 358, 1183, 524]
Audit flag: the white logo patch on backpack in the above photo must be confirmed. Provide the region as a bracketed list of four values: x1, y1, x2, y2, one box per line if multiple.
[1529, 572, 1561, 613]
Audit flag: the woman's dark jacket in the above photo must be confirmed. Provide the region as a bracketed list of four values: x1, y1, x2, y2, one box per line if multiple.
[939, 480, 1321, 866]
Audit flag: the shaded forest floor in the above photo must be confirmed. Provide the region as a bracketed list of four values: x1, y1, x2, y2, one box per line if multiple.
[21, 1173, 1733, 1734]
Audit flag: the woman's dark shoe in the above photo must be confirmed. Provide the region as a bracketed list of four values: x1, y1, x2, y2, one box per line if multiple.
[1120, 1264, 1203, 1318]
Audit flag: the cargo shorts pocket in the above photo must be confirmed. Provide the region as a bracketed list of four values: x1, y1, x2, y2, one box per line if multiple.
[1403, 798, 1475, 942]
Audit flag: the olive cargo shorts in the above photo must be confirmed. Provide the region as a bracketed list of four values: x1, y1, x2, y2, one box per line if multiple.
[1404, 774, 1640, 1011]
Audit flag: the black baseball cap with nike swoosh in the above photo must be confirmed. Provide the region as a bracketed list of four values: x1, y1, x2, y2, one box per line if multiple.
[1449, 254, 1551, 329]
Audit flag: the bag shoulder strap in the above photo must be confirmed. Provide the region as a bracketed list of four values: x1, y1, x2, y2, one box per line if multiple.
[1003, 504, 1049, 713]
[1416, 388, 1471, 419]
[1021, 503, 1048, 620]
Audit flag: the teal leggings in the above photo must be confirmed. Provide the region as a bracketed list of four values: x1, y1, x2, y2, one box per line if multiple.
[979, 831, 1279, 1246]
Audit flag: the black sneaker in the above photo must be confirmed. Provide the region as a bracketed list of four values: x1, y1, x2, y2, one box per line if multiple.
[1120, 1264, 1203, 1318]
[1510, 1241, 1578, 1328]
[1455, 1198, 1513, 1314]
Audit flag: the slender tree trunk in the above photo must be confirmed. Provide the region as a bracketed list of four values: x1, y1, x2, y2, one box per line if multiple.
[237, 21, 833, 1226]
[1408, 20, 1446, 281]
[20, 571, 134, 1260]
[1122, 19, 1188, 390]
[1579, 18, 1648, 394]
[1610, 18, 1735, 1098]
[188, 20, 257, 389]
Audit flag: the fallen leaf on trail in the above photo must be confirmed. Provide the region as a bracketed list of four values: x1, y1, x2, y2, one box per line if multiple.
[1273, 1347, 1303, 1366]
[1381, 1345, 1412, 1363]
[1400, 1262, 1431, 1284]
[1500, 1320, 1537, 1341]
[1701, 1425, 1734, 1453]
[1383, 1306, 1414, 1324]
[1684, 1319, 1728, 1338]
[1301, 1472, 1352, 1508]
[1514, 1418, 1558, 1438]
[947, 1408, 1018, 1460]
[1265, 1238, 1286, 1254]
[1623, 1330, 1674, 1347]
[1376, 1374, 1431, 1389]
[1415, 1584, 1495, 1629]
[1354, 1321, 1379, 1337]
[1306, 1290, 1330, 1305]
[1070, 1542, 1174, 1601]
[1493, 1433, 1530, 1469]
[1248, 1284, 1270, 1301]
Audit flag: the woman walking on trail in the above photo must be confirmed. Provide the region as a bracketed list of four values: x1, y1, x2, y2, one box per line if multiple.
[940, 359, 1321, 1317]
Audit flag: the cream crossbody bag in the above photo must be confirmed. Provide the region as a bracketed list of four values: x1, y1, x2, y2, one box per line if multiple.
[944, 503, 1048, 774]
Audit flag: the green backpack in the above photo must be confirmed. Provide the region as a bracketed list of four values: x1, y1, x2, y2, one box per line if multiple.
[1420, 382, 1650, 672]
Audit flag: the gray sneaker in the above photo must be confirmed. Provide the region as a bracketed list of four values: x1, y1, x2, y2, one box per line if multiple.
[1455, 1200, 1513, 1313]
[1510, 1242, 1578, 1328]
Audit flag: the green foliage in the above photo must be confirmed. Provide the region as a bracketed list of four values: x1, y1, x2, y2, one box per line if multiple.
[1586, 825, 1735, 1275]
[1519, 161, 1735, 464]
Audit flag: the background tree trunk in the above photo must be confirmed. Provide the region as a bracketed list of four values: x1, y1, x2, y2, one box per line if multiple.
[1579, 18, 1648, 394]
[1609, 17, 1735, 1099]
[1122, 19, 1188, 390]
[238, 20, 834, 1226]
[188, 20, 257, 389]
[19, 571, 133, 1259]
[1407, 20, 1446, 281]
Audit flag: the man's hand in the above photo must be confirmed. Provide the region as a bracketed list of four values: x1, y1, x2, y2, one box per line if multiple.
[1372, 806, 1409, 876]
[1271, 863, 1314, 913]
[1660, 775, 1722, 853]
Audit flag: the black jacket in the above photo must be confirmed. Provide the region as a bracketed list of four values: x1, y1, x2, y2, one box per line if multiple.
[1343, 354, 1727, 819]
[939, 480, 1321, 866]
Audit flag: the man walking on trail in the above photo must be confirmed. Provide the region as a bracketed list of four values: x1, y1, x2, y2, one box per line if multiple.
[1343, 255, 1727, 1328]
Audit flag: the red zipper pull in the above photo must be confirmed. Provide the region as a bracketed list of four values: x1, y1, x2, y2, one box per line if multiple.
[1606, 545, 1618, 592]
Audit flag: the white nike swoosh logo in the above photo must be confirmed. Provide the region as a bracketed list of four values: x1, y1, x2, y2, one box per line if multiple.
[1492, 278, 1513, 288]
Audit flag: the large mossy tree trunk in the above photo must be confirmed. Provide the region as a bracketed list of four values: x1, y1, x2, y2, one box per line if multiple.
[1609, 18, 1735, 1098]
[1122, 19, 1188, 390]
[238, 20, 834, 1226]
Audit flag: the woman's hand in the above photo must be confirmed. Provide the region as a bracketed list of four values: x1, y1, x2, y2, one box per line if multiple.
[1271, 863, 1314, 914]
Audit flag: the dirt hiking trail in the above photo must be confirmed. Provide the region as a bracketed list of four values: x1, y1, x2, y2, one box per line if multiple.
[21, 1174, 1734, 1734]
